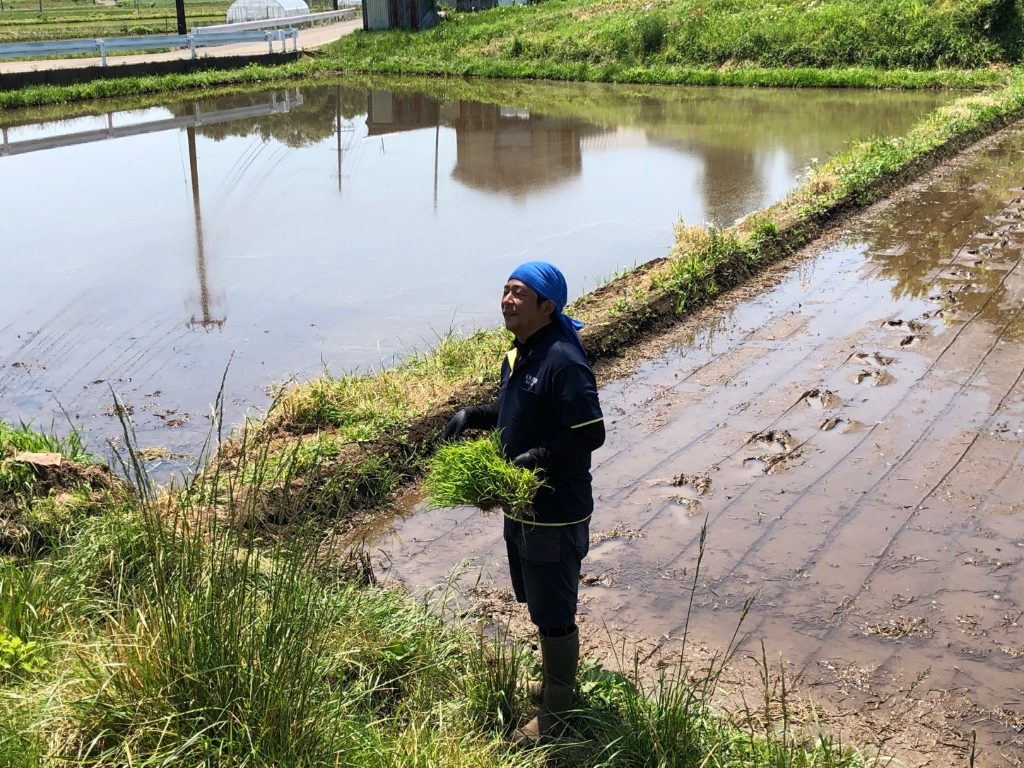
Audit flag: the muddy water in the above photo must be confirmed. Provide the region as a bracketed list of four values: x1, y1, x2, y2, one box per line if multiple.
[0, 81, 951, 470]
[376, 125, 1024, 765]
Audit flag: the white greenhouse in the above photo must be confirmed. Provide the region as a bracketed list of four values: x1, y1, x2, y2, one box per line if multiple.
[226, 0, 309, 23]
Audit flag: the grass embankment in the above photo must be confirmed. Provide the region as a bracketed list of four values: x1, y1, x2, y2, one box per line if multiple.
[325, 0, 1024, 82]
[1, 419, 880, 766]
[1, 0, 1018, 110]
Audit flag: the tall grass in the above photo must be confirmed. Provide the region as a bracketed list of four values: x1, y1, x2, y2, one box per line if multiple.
[0, 419, 899, 766]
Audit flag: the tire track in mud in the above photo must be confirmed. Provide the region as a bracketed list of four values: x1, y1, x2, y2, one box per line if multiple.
[593, 191, 1006, 509]
[732, 196, 1024, 580]
[596, 260, 914, 508]
[611, 198, 1024, 764]
[597, 180, 1021, 512]
[648, 199, 1024, 625]
[1, 297, 197, 442]
[728, 240, 1022, 584]
[576, 171, 1024, 765]
[620, 183, 1024, 567]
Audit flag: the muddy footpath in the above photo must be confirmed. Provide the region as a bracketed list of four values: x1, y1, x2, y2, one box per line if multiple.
[348, 124, 1024, 766]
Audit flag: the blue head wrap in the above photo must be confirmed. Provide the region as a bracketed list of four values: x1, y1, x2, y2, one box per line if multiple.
[508, 261, 587, 356]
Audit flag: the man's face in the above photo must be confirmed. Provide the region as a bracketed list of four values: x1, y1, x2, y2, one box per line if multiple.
[502, 279, 554, 342]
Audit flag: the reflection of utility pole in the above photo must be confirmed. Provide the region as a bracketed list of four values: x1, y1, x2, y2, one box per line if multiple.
[336, 86, 343, 193]
[186, 126, 225, 330]
[433, 112, 440, 211]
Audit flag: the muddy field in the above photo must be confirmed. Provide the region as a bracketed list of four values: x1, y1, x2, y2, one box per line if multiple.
[363, 124, 1024, 766]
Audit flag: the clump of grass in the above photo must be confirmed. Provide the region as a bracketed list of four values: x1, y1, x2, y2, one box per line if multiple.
[270, 328, 510, 438]
[0, 419, 92, 499]
[424, 433, 542, 517]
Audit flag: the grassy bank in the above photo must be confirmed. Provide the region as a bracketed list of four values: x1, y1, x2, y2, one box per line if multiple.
[324, 0, 1024, 78]
[0, 419, 883, 767]
[2, 0, 1019, 110]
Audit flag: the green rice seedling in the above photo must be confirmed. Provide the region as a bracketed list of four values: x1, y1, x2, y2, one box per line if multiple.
[423, 432, 542, 517]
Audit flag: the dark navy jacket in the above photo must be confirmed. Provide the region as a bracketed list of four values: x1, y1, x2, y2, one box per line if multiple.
[496, 321, 604, 525]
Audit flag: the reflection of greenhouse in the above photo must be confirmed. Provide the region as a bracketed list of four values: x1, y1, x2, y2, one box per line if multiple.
[226, 0, 308, 23]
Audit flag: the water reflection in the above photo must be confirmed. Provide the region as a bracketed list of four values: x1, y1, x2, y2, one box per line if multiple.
[857, 128, 1024, 338]
[0, 80, 954, 465]
[368, 92, 599, 199]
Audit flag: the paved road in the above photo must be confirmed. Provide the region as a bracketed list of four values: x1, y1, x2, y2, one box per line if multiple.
[0, 17, 361, 75]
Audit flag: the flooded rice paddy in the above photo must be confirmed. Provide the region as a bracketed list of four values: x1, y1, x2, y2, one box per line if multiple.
[0, 80, 952, 470]
[7, 77, 1018, 763]
[375, 123, 1024, 765]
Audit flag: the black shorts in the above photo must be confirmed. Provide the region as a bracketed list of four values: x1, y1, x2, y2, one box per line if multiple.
[503, 516, 590, 630]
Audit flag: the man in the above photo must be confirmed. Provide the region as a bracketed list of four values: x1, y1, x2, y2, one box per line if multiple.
[442, 261, 605, 746]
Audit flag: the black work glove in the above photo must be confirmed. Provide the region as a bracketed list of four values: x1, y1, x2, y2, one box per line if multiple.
[442, 409, 470, 442]
[511, 447, 547, 471]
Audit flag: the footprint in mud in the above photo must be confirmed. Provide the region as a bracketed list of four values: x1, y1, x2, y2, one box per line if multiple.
[861, 616, 932, 640]
[671, 472, 712, 496]
[743, 430, 802, 475]
[928, 288, 959, 305]
[747, 429, 798, 452]
[672, 497, 704, 518]
[799, 388, 843, 410]
[852, 351, 895, 367]
[851, 369, 896, 386]
[742, 452, 801, 475]
[579, 571, 614, 588]
[819, 416, 867, 433]
[882, 318, 927, 333]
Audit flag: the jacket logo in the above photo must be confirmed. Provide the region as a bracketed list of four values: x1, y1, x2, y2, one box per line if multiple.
[522, 374, 539, 392]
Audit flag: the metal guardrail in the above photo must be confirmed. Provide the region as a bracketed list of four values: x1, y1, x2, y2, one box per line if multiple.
[193, 7, 358, 35]
[0, 28, 299, 65]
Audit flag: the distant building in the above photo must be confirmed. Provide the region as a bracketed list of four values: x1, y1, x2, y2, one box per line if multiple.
[226, 0, 309, 24]
[361, 0, 440, 30]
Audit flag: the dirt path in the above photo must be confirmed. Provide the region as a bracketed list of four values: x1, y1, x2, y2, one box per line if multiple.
[351, 123, 1024, 766]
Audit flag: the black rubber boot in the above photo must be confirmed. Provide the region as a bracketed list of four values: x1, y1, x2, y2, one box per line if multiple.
[514, 627, 579, 747]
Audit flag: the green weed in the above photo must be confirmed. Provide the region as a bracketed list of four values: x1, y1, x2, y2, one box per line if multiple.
[0, 631, 45, 679]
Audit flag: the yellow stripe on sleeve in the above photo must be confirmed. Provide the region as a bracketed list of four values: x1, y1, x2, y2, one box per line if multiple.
[570, 417, 603, 429]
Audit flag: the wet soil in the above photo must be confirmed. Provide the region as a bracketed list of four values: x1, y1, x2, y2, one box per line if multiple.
[355, 123, 1024, 766]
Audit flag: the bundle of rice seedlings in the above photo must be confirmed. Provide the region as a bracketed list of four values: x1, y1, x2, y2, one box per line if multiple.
[424, 432, 542, 517]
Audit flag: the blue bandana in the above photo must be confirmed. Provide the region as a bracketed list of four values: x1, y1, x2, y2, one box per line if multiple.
[508, 261, 587, 356]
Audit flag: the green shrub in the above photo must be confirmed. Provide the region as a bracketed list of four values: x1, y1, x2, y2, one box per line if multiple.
[0, 632, 45, 679]
[637, 12, 667, 57]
